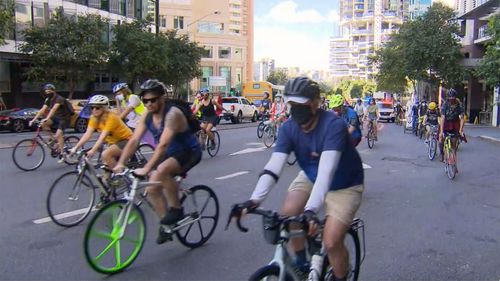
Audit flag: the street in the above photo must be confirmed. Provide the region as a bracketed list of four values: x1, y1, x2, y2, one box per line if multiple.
[0, 121, 499, 281]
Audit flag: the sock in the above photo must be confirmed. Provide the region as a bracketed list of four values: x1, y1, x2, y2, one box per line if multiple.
[295, 249, 307, 267]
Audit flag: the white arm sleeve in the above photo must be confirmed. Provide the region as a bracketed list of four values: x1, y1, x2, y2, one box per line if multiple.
[127, 95, 141, 108]
[304, 150, 342, 213]
[250, 152, 288, 203]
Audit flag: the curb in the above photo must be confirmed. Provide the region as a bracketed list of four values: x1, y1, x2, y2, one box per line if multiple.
[479, 135, 500, 144]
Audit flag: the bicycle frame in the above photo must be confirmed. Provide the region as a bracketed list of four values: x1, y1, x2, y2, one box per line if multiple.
[265, 228, 308, 281]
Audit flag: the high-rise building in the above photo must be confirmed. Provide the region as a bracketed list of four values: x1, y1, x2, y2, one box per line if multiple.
[329, 0, 406, 80]
[159, 0, 253, 94]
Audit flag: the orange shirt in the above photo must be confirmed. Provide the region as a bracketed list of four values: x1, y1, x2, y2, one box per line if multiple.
[88, 112, 132, 144]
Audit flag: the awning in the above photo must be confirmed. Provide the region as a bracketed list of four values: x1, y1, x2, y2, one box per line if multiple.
[458, 0, 499, 20]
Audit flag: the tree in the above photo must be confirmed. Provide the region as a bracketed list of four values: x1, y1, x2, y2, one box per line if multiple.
[0, 1, 14, 46]
[266, 69, 288, 85]
[476, 14, 500, 87]
[20, 8, 109, 98]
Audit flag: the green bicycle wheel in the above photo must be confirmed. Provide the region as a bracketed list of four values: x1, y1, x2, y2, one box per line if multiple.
[84, 200, 146, 274]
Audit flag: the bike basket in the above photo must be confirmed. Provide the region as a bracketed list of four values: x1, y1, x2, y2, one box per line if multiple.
[262, 213, 281, 245]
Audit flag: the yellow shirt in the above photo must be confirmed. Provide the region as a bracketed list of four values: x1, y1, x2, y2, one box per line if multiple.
[88, 112, 132, 145]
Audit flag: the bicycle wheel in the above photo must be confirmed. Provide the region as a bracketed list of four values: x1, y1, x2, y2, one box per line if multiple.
[130, 143, 154, 168]
[12, 139, 45, 171]
[428, 138, 437, 160]
[257, 122, 265, 139]
[287, 152, 297, 166]
[446, 151, 457, 180]
[207, 131, 220, 157]
[249, 264, 294, 281]
[321, 228, 361, 281]
[63, 136, 81, 165]
[176, 185, 219, 248]
[263, 126, 275, 148]
[46, 171, 96, 227]
[84, 200, 146, 274]
[367, 131, 375, 149]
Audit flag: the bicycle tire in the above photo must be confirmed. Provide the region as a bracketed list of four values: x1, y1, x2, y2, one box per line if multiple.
[176, 185, 219, 249]
[428, 139, 437, 160]
[46, 171, 95, 227]
[63, 136, 81, 165]
[445, 151, 457, 180]
[367, 130, 375, 149]
[207, 131, 220, 157]
[321, 228, 361, 281]
[84, 200, 146, 274]
[249, 264, 294, 281]
[12, 139, 46, 171]
[129, 143, 154, 168]
[263, 125, 275, 148]
[257, 122, 265, 139]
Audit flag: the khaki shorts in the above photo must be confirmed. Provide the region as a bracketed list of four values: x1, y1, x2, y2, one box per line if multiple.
[288, 171, 364, 226]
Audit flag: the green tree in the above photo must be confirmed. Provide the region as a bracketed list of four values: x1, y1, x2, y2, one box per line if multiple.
[476, 14, 500, 87]
[266, 69, 288, 85]
[20, 8, 109, 98]
[0, 1, 14, 46]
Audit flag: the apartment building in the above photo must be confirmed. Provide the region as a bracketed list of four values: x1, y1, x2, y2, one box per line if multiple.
[0, 0, 148, 107]
[252, 58, 274, 81]
[158, 0, 253, 94]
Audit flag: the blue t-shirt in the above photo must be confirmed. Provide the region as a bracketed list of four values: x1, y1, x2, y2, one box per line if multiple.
[275, 109, 364, 191]
[339, 107, 362, 140]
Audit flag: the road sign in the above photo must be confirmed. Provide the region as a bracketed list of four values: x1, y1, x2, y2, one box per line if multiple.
[209, 76, 227, 87]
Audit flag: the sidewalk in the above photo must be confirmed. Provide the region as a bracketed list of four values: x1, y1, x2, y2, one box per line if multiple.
[464, 123, 500, 144]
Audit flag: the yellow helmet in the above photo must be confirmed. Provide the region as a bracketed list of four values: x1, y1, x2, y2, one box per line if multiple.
[329, 94, 344, 108]
[428, 102, 437, 110]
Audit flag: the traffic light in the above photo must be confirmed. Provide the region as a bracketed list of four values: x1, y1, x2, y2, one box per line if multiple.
[230, 87, 236, 96]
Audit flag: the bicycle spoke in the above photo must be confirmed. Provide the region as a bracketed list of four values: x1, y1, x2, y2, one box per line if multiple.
[91, 230, 114, 240]
[114, 240, 121, 268]
[94, 239, 118, 262]
[180, 221, 195, 240]
[196, 220, 205, 238]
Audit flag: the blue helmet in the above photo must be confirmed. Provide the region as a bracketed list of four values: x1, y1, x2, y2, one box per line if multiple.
[113, 83, 128, 94]
[42, 83, 56, 91]
[447, 88, 457, 98]
[200, 88, 210, 94]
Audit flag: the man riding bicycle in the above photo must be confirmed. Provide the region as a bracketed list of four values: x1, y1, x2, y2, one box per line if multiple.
[364, 98, 380, 141]
[193, 88, 224, 149]
[422, 102, 440, 144]
[439, 89, 464, 163]
[330, 94, 362, 147]
[114, 79, 202, 244]
[394, 101, 403, 123]
[231, 77, 364, 281]
[113, 82, 145, 130]
[260, 91, 272, 118]
[29, 84, 72, 163]
[354, 99, 365, 124]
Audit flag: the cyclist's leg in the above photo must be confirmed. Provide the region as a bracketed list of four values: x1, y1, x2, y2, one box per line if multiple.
[373, 120, 378, 138]
[42, 118, 55, 140]
[205, 120, 215, 143]
[323, 184, 364, 280]
[425, 125, 431, 141]
[101, 141, 126, 169]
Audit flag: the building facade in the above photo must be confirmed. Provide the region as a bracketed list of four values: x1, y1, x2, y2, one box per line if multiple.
[251, 58, 274, 81]
[158, 0, 253, 94]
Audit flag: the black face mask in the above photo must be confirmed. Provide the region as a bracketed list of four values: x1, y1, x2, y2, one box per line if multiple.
[291, 104, 313, 125]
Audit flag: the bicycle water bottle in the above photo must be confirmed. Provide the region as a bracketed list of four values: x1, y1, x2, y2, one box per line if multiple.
[308, 253, 324, 281]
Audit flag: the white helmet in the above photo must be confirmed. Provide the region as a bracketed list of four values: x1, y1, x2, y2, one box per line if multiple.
[88, 95, 109, 106]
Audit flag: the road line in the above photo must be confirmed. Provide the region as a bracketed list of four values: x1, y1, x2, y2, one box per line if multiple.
[246, 142, 264, 146]
[33, 207, 95, 224]
[230, 147, 267, 156]
[479, 136, 500, 144]
[215, 171, 250, 180]
[363, 163, 372, 169]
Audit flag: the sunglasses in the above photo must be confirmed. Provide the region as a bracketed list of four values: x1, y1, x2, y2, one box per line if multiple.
[90, 106, 103, 110]
[142, 97, 159, 105]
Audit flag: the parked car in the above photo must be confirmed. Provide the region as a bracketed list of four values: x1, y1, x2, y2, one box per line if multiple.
[0, 108, 38, 133]
[221, 97, 259, 124]
[377, 101, 395, 122]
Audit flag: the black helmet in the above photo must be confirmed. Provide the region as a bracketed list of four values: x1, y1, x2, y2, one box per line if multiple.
[447, 88, 457, 98]
[139, 79, 166, 97]
[42, 83, 56, 91]
[283, 77, 320, 104]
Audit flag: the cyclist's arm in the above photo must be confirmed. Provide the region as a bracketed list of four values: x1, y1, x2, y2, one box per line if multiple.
[119, 95, 141, 120]
[45, 102, 61, 120]
[119, 106, 134, 120]
[193, 102, 202, 114]
[117, 114, 147, 167]
[73, 126, 95, 150]
[423, 115, 428, 125]
[250, 152, 288, 203]
[32, 104, 48, 121]
[304, 150, 342, 213]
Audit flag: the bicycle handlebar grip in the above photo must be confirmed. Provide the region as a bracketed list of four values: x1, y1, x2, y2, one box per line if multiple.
[225, 204, 249, 232]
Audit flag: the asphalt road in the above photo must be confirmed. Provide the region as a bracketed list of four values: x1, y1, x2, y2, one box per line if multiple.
[0, 121, 499, 280]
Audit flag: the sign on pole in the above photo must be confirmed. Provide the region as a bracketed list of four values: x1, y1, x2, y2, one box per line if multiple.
[209, 76, 227, 87]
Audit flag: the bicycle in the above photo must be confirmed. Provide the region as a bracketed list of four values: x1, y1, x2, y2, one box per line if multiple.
[417, 117, 426, 139]
[226, 207, 365, 281]
[426, 125, 439, 161]
[395, 111, 404, 126]
[46, 144, 154, 227]
[257, 113, 270, 139]
[12, 121, 80, 171]
[198, 125, 220, 157]
[443, 132, 458, 180]
[366, 120, 376, 149]
[83, 169, 219, 274]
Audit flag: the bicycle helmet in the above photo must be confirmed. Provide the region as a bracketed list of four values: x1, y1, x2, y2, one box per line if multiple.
[200, 88, 210, 94]
[330, 94, 344, 108]
[112, 83, 128, 94]
[447, 88, 457, 98]
[88, 95, 109, 106]
[42, 83, 56, 91]
[369, 98, 375, 104]
[283, 77, 320, 104]
[139, 79, 166, 97]
[428, 102, 437, 110]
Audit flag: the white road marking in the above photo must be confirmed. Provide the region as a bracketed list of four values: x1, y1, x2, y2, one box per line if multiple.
[246, 142, 264, 146]
[215, 171, 250, 180]
[33, 207, 95, 224]
[480, 136, 500, 143]
[363, 163, 372, 169]
[230, 147, 267, 156]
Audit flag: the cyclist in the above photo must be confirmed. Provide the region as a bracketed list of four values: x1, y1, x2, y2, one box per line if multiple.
[190, 92, 203, 119]
[422, 102, 440, 144]
[439, 89, 464, 163]
[69, 95, 132, 172]
[193, 88, 224, 149]
[394, 101, 403, 123]
[260, 91, 272, 119]
[113, 83, 145, 130]
[354, 98, 365, 124]
[364, 98, 380, 141]
[330, 94, 362, 147]
[411, 100, 419, 133]
[231, 77, 364, 281]
[269, 94, 286, 134]
[29, 84, 72, 163]
[113, 79, 202, 244]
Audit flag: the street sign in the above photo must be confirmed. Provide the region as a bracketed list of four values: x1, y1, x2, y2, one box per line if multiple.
[209, 76, 227, 87]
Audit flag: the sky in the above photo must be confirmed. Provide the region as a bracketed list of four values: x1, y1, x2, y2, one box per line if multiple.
[254, 0, 340, 71]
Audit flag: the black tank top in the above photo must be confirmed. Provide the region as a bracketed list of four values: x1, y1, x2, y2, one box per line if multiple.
[200, 99, 216, 117]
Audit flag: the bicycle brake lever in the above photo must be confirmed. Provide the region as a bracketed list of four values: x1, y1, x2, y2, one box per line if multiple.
[225, 204, 249, 232]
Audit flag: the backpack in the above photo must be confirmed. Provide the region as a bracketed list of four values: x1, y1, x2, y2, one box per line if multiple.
[145, 100, 201, 143]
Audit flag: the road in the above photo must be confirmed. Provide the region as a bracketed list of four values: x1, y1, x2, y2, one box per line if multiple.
[0, 121, 499, 280]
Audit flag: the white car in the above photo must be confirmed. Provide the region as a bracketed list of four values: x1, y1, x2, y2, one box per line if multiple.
[221, 97, 259, 124]
[377, 101, 395, 122]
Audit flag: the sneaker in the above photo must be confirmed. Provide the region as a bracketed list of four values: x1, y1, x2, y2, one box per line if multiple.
[57, 153, 66, 164]
[156, 227, 173, 245]
[160, 207, 184, 225]
[290, 261, 310, 281]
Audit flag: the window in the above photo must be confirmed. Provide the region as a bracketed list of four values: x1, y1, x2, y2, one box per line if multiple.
[174, 16, 184, 29]
[219, 47, 231, 59]
[234, 48, 243, 60]
[161, 16, 167, 28]
[222, 98, 239, 104]
[200, 66, 213, 89]
[242, 99, 249, 105]
[197, 21, 223, 34]
[202, 46, 213, 58]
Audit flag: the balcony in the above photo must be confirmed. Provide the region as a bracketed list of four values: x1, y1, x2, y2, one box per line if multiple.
[352, 29, 372, 35]
[383, 11, 397, 17]
[475, 25, 492, 44]
[460, 58, 483, 67]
